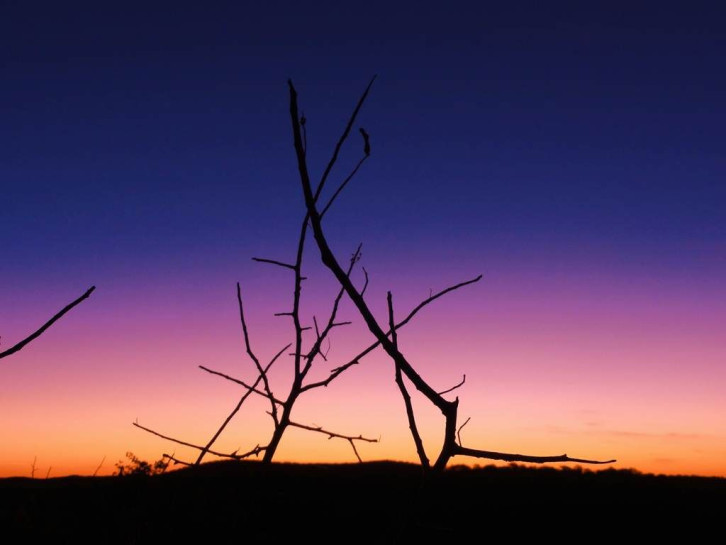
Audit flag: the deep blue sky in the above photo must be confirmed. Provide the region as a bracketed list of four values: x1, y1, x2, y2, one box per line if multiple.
[3, 1, 725, 284]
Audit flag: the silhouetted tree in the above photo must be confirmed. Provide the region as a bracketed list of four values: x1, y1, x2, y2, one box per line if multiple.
[136, 79, 614, 472]
[135, 223, 475, 465]
[287, 77, 615, 473]
[0, 286, 95, 361]
[134, 99, 480, 466]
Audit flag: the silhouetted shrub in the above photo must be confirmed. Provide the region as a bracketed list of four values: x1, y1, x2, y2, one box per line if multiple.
[115, 452, 168, 476]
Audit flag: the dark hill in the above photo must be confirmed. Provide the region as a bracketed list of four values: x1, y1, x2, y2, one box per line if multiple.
[2, 460, 723, 543]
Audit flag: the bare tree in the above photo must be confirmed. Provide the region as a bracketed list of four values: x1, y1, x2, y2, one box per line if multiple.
[0, 286, 96, 361]
[136, 78, 614, 472]
[287, 77, 615, 473]
[136, 227, 478, 465]
[135, 108, 481, 466]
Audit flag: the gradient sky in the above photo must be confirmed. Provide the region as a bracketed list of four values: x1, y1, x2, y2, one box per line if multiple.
[1, 1, 724, 478]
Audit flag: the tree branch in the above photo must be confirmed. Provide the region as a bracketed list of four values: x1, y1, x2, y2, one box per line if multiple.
[194, 343, 290, 465]
[236, 282, 278, 424]
[198, 365, 285, 406]
[300, 244, 362, 380]
[457, 417, 471, 446]
[0, 286, 96, 360]
[133, 421, 267, 460]
[388, 291, 429, 469]
[320, 155, 368, 219]
[288, 78, 615, 472]
[313, 75, 377, 202]
[163, 453, 192, 467]
[302, 275, 480, 392]
[252, 257, 296, 270]
[453, 444, 616, 465]
[438, 375, 466, 396]
[288, 420, 378, 463]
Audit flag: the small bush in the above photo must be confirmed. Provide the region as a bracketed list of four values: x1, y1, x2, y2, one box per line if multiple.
[115, 452, 169, 476]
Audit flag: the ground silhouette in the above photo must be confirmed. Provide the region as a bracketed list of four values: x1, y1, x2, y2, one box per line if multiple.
[2, 461, 723, 543]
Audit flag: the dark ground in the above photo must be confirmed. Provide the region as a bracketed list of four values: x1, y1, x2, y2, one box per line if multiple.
[1, 460, 723, 543]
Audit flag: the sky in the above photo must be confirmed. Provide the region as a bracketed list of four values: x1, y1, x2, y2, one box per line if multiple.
[1, 1, 724, 478]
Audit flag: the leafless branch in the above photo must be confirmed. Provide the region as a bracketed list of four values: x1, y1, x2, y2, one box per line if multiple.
[252, 257, 296, 270]
[388, 291, 429, 469]
[289, 78, 615, 472]
[359, 127, 370, 156]
[163, 453, 192, 467]
[0, 286, 95, 360]
[361, 267, 369, 297]
[457, 417, 471, 446]
[453, 445, 617, 465]
[93, 455, 106, 477]
[299, 244, 362, 380]
[320, 155, 368, 219]
[438, 375, 466, 396]
[300, 111, 307, 154]
[303, 275, 481, 392]
[236, 282, 278, 424]
[313, 75, 377, 202]
[313, 315, 321, 340]
[288, 420, 378, 463]
[301, 360, 361, 392]
[198, 365, 285, 406]
[133, 421, 266, 460]
[194, 343, 290, 465]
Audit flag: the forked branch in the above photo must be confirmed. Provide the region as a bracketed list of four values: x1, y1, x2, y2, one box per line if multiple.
[194, 343, 290, 465]
[388, 291, 429, 469]
[288, 420, 378, 463]
[198, 365, 286, 406]
[288, 78, 616, 472]
[133, 420, 267, 460]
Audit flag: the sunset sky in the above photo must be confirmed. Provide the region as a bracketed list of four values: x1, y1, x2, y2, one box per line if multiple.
[2, 2, 724, 478]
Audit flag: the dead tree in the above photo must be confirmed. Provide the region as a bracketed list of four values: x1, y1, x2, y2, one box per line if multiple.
[134, 86, 487, 465]
[0, 286, 96, 360]
[134, 186, 477, 466]
[136, 227, 479, 465]
[287, 77, 616, 473]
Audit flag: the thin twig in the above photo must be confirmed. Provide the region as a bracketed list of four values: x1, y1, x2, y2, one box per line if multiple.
[195, 343, 290, 465]
[93, 455, 106, 477]
[438, 374, 466, 396]
[288, 420, 378, 463]
[320, 156, 368, 219]
[361, 267, 370, 297]
[198, 365, 285, 406]
[302, 276, 481, 392]
[163, 453, 192, 467]
[453, 445, 617, 465]
[313, 75, 377, 202]
[252, 257, 296, 270]
[237, 282, 278, 424]
[1, 286, 96, 360]
[133, 421, 267, 460]
[457, 417, 471, 446]
[388, 291, 429, 469]
[299, 244, 362, 380]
